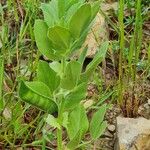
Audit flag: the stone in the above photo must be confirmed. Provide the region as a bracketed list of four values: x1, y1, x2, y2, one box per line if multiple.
[3, 108, 12, 120]
[73, 13, 108, 59]
[85, 13, 108, 58]
[148, 99, 150, 105]
[83, 99, 94, 109]
[104, 131, 113, 138]
[144, 103, 150, 109]
[116, 116, 150, 150]
[108, 124, 116, 133]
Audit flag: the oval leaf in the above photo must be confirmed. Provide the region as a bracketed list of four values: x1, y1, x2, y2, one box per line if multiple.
[19, 81, 58, 114]
[34, 20, 61, 61]
[41, 1, 59, 27]
[61, 61, 81, 90]
[48, 26, 72, 53]
[67, 105, 89, 141]
[90, 104, 107, 140]
[69, 4, 91, 38]
[37, 61, 60, 93]
[64, 82, 87, 110]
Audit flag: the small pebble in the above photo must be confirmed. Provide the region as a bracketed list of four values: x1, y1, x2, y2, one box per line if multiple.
[148, 99, 150, 105]
[108, 124, 116, 132]
[144, 103, 149, 109]
[104, 131, 113, 138]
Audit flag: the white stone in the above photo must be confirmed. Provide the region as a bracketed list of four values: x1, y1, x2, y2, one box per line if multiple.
[148, 99, 150, 105]
[116, 116, 150, 150]
[3, 108, 12, 120]
[108, 124, 116, 132]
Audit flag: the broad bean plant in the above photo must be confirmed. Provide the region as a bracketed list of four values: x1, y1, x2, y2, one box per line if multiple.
[19, 0, 108, 149]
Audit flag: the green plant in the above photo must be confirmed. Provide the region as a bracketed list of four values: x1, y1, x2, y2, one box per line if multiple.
[118, 0, 143, 117]
[19, 0, 108, 149]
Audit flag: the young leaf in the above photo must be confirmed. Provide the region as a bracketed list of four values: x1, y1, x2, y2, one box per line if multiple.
[90, 104, 107, 140]
[34, 20, 61, 61]
[67, 105, 89, 141]
[48, 26, 72, 53]
[64, 82, 87, 110]
[69, 4, 91, 38]
[37, 60, 60, 93]
[81, 41, 109, 82]
[61, 61, 81, 90]
[41, 1, 58, 27]
[19, 81, 58, 114]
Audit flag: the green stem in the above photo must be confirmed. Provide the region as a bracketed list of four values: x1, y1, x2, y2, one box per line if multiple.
[57, 124, 63, 150]
[57, 101, 65, 150]
[118, 0, 125, 104]
[57, 57, 65, 150]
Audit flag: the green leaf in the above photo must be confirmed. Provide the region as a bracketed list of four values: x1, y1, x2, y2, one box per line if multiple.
[67, 105, 89, 148]
[69, 4, 91, 38]
[65, 2, 83, 23]
[61, 61, 81, 90]
[49, 61, 62, 74]
[37, 60, 60, 93]
[41, 1, 58, 27]
[90, 104, 107, 140]
[62, 112, 68, 129]
[81, 41, 108, 82]
[34, 20, 61, 61]
[19, 81, 58, 114]
[78, 46, 88, 66]
[90, 1, 100, 21]
[48, 26, 72, 53]
[58, 0, 66, 18]
[64, 82, 87, 110]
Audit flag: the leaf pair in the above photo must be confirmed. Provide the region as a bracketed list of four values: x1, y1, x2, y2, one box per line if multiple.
[34, 1, 100, 61]
[66, 104, 107, 149]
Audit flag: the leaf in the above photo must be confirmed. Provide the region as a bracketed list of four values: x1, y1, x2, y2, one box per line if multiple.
[78, 46, 88, 66]
[65, 2, 83, 23]
[34, 20, 61, 61]
[67, 105, 89, 143]
[46, 114, 60, 129]
[41, 1, 58, 27]
[69, 4, 91, 38]
[61, 61, 81, 90]
[48, 26, 72, 53]
[19, 81, 58, 114]
[64, 82, 87, 110]
[58, 0, 66, 18]
[49, 61, 62, 74]
[67, 130, 81, 149]
[90, 104, 107, 140]
[81, 41, 109, 82]
[37, 60, 60, 93]
[91, 1, 100, 21]
[62, 112, 68, 129]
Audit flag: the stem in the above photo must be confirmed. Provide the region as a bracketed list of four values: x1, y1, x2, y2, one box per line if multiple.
[57, 124, 63, 150]
[57, 58, 65, 150]
[57, 101, 65, 150]
[118, 0, 125, 104]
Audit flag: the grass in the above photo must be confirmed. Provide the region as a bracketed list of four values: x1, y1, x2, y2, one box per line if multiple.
[0, 0, 150, 149]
